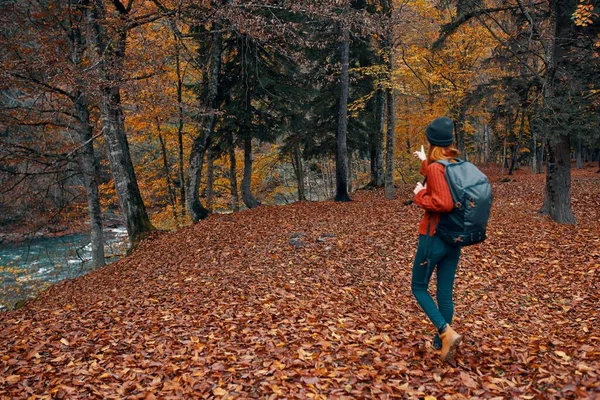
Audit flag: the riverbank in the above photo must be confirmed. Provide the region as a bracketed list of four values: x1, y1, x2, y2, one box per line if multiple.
[0, 213, 125, 246]
[0, 226, 84, 246]
[0, 225, 129, 311]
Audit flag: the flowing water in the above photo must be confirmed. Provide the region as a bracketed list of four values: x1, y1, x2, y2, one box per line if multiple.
[0, 228, 128, 311]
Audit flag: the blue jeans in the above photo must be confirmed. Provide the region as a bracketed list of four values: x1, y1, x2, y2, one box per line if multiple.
[411, 234, 461, 332]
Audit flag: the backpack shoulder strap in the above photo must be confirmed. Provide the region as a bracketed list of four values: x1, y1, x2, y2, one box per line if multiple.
[434, 158, 463, 167]
[426, 158, 462, 185]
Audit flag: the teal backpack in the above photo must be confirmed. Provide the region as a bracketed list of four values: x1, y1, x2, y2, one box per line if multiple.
[434, 159, 492, 246]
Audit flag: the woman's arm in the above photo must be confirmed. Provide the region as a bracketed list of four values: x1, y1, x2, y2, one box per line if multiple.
[419, 160, 428, 176]
[414, 163, 453, 212]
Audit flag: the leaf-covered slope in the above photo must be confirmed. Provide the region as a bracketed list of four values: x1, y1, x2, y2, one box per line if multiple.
[1, 168, 599, 399]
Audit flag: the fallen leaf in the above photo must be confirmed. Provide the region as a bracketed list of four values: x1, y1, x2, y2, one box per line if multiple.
[212, 387, 228, 396]
[460, 372, 478, 389]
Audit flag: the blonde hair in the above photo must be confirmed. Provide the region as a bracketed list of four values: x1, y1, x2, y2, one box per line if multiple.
[427, 145, 460, 164]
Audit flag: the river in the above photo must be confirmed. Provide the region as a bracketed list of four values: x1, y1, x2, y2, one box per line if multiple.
[0, 227, 128, 311]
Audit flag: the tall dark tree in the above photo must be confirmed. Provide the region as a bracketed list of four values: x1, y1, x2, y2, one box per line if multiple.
[370, 88, 385, 187]
[335, 20, 352, 202]
[296, 2, 378, 197]
[382, 0, 396, 199]
[241, 137, 261, 209]
[227, 132, 240, 211]
[71, 2, 105, 267]
[538, 0, 576, 224]
[215, 5, 310, 208]
[87, 0, 155, 245]
[174, 33, 187, 212]
[187, 19, 224, 221]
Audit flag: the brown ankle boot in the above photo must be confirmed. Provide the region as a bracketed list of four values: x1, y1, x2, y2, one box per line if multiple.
[440, 325, 462, 363]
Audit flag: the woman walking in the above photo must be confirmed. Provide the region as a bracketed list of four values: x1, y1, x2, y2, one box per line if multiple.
[411, 116, 463, 364]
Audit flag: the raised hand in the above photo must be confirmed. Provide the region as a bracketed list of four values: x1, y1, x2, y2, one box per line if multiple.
[413, 145, 426, 161]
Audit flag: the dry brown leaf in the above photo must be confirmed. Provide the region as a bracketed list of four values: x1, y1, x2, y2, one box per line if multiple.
[212, 387, 228, 396]
[460, 372, 478, 389]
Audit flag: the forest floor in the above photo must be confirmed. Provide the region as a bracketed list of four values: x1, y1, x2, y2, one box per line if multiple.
[1, 165, 599, 399]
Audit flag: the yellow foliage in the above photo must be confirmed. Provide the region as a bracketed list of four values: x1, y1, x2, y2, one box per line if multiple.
[150, 205, 191, 231]
[573, 2, 597, 26]
[392, 0, 506, 164]
[251, 144, 285, 203]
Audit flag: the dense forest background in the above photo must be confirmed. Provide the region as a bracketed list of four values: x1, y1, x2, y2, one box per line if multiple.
[1, 0, 599, 270]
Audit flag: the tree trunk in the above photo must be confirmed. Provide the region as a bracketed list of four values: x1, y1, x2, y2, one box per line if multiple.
[576, 137, 583, 169]
[71, 4, 104, 268]
[384, 35, 396, 199]
[335, 22, 351, 202]
[206, 146, 214, 212]
[541, 0, 575, 224]
[530, 112, 538, 174]
[175, 35, 186, 212]
[484, 124, 490, 164]
[158, 131, 177, 213]
[538, 135, 546, 174]
[241, 137, 261, 208]
[502, 131, 507, 176]
[99, 85, 154, 245]
[186, 27, 223, 222]
[347, 150, 353, 193]
[376, 89, 385, 185]
[327, 159, 334, 198]
[532, 134, 538, 174]
[88, 0, 153, 247]
[228, 133, 240, 212]
[541, 135, 575, 223]
[75, 98, 105, 269]
[509, 107, 526, 175]
[306, 167, 314, 200]
[370, 88, 385, 187]
[291, 140, 306, 201]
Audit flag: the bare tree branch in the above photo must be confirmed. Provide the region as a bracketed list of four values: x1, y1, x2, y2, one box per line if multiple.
[111, 0, 128, 15]
[126, 12, 165, 29]
[432, 3, 544, 49]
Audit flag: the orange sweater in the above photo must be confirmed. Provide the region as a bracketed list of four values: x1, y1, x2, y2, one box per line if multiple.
[413, 160, 454, 236]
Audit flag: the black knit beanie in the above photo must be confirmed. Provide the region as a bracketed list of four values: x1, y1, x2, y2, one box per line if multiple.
[426, 117, 454, 147]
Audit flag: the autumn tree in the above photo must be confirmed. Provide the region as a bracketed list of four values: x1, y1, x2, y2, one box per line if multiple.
[182, 2, 227, 221]
[429, 0, 600, 224]
[537, 0, 600, 223]
[335, 15, 352, 202]
[213, 6, 304, 209]
[87, 0, 156, 244]
[0, 0, 106, 267]
[379, 0, 397, 200]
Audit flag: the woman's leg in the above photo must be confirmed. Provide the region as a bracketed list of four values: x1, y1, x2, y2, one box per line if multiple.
[411, 235, 449, 331]
[436, 245, 461, 327]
